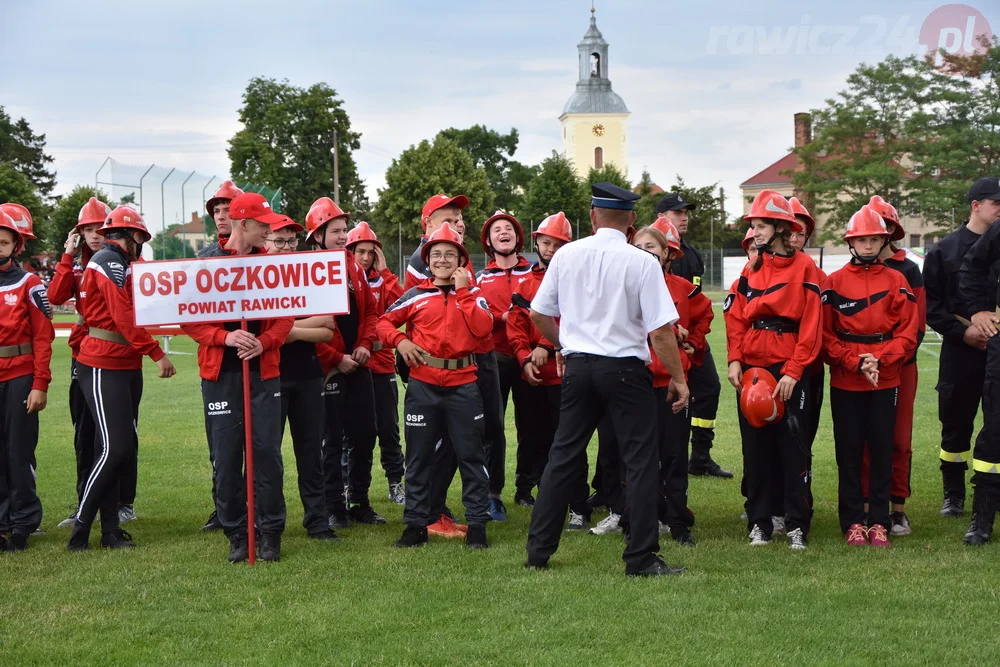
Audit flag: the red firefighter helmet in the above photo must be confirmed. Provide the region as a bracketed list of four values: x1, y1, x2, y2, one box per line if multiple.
[346, 221, 381, 250]
[77, 197, 112, 229]
[0, 203, 35, 240]
[868, 195, 903, 240]
[844, 205, 890, 240]
[305, 197, 350, 241]
[481, 211, 524, 256]
[741, 227, 756, 253]
[532, 212, 573, 244]
[206, 180, 244, 216]
[739, 368, 785, 428]
[744, 190, 802, 232]
[0, 211, 25, 255]
[788, 197, 815, 239]
[97, 205, 151, 243]
[421, 222, 469, 267]
[650, 217, 684, 258]
[270, 215, 304, 233]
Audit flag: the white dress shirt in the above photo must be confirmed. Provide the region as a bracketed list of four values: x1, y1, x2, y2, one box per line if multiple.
[531, 227, 679, 363]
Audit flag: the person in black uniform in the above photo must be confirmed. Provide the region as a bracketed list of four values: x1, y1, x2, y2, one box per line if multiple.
[956, 178, 1000, 545]
[655, 192, 732, 478]
[924, 178, 1000, 517]
[525, 183, 690, 577]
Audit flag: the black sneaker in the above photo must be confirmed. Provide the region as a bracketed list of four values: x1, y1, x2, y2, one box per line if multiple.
[309, 529, 341, 542]
[626, 557, 686, 577]
[68, 523, 91, 552]
[202, 510, 223, 532]
[228, 534, 249, 563]
[258, 533, 281, 562]
[671, 529, 696, 547]
[0, 534, 7, 551]
[349, 504, 387, 525]
[7, 533, 28, 551]
[465, 524, 488, 550]
[941, 495, 965, 517]
[394, 525, 428, 548]
[101, 529, 135, 549]
[514, 492, 535, 508]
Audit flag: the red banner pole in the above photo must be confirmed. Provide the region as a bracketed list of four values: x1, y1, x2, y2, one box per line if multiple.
[242, 320, 256, 565]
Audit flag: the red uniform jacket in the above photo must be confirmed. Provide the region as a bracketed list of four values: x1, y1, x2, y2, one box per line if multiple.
[507, 264, 560, 385]
[78, 244, 164, 371]
[884, 249, 926, 365]
[327, 253, 379, 359]
[477, 256, 532, 357]
[48, 251, 93, 357]
[376, 280, 493, 387]
[807, 264, 828, 377]
[649, 274, 714, 387]
[724, 251, 824, 381]
[365, 265, 404, 375]
[822, 261, 919, 391]
[0, 262, 54, 391]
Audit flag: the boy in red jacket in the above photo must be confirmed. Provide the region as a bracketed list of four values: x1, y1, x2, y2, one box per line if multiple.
[181, 193, 293, 563]
[69, 206, 175, 552]
[377, 222, 494, 549]
[47, 197, 111, 528]
[347, 221, 406, 505]
[0, 210, 54, 551]
[823, 205, 918, 546]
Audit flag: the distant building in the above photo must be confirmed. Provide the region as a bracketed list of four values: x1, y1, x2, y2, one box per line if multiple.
[169, 212, 210, 253]
[560, 8, 629, 179]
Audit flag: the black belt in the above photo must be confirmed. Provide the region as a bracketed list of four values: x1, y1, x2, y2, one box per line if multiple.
[835, 329, 894, 344]
[751, 318, 799, 334]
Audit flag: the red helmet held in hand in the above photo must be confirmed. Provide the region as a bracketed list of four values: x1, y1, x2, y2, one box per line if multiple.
[739, 368, 784, 428]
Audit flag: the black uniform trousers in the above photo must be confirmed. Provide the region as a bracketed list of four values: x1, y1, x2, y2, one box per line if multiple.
[322, 367, 378, 511]
[688, 346, 721, 459]
[0, 374, 42, 535]
[655, 387, 694, 532]
[497, 353, 529, 495]
[972, 335, 1000, 490]
[738, 364, 812, 538]
[373, 372, 405, 483]
[831, 387, 896, 532]
[514, 382, 563, 498]
[279, 375, 329, 535]
[77, 365, 141, 532]
[937, 339, 986, 470]
[527, 355, 661, 571]
[765, 365, 824, 520]
[69, 360, 97, 505]
[595, 418, 626, 515]
[202, 372, 285, 538]
[402, 379, 490, 527]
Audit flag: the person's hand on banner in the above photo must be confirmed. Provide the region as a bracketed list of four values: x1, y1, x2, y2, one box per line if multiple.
[156, 356, 176, 378]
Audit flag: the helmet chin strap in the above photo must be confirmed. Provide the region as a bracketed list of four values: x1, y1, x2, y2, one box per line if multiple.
[493, 247, 517, 257]
[849, 238, 888, 266]
[754, 231, 776, 254]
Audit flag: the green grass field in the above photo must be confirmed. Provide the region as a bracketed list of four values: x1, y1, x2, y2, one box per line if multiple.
[1, 311, 995, 665]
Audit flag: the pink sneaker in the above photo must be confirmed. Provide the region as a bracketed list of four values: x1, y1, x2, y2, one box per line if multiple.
[845, 523, 868, 546]
[868, 524, 891, 547]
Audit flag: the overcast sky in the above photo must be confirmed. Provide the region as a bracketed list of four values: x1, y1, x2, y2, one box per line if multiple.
[2, 0, 995, 231]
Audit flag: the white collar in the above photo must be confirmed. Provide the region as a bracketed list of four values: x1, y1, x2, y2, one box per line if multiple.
[594, 228, 626, 241]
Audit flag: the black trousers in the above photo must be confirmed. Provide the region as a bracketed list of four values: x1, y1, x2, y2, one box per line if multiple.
[373, 372, 405, 482]
[938, 339, 986, 470]
[78, 365, 141, 532]
[69, 360, 97, 504]
[527, 355, 661, 571]
[595, 417, 626, 515]
[279, 375, 329, 535]
[738, 364, 812, 537]
[0, 374, 41, 535]
[972, 335, 1000, 490]
[323, 367, 377, 510]
[655, 386, 693, 532]
[688, 346, 721, 458]
[806, 366, 825, 449]
[831, 386, 896, 532]
[515, 382, 564, 497]
[497, 353, 529, 494]
[202, 372, 285, 538]
[402, 379, 489, 527]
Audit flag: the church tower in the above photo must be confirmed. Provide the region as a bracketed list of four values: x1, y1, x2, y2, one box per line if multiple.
[560, 7, 629, 178]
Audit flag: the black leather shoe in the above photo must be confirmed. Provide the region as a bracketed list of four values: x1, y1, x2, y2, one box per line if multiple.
[349, 504, 388, 525]
[68, 522, 91, 552]
[626, 558, 686, 577]
[0, 535, 7, 552]
[328, 513, 349, 530]
[228, 534, 249, 563]
[202, 510, 223, 531]
[514, 492, 535, 508]
[258, 533, 281, 562]
[671, 530, 696, 547]
[941, 495, 965, 517]
[689, 458, 734, 479]
[465, 524, 488, 550]
[7, 533, 28, 551]
[101, 529, 135, 549]
[309, 529, 341, 542]
[394, 525, 428, 548]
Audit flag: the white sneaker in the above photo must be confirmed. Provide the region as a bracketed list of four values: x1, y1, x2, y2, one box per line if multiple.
[118, 505, 137, 524]
[589, 512, 622, 535]
[786, 527, 807, 550]
[749, 524, 770, 546]
[658, 521, 671, 535]
[57, 509, 79, 528]
[567, 511, 588, 531]
[772, 516, 786, 536]
[890, 511, 911, 536]
[388, 481, 405, 505]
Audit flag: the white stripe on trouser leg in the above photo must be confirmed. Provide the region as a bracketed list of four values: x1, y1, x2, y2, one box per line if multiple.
[80, 368, 111, 511]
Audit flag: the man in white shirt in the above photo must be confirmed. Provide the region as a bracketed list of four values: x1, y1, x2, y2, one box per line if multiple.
[525, 182, 691, 577]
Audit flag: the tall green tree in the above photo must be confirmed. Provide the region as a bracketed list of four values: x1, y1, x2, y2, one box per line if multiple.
[0, 164, 45, 256]
[0, 106, 56, 201]
[228, 77, 367, 223]
[373, 135, 494, 260]
[521, 152, 589, 239]
[150, 226, 194, 260]
[437, 125, 534, 215]
[586, 164, 631, 191]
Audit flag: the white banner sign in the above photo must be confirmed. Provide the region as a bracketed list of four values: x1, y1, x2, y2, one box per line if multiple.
[132, 250, 350, 326]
